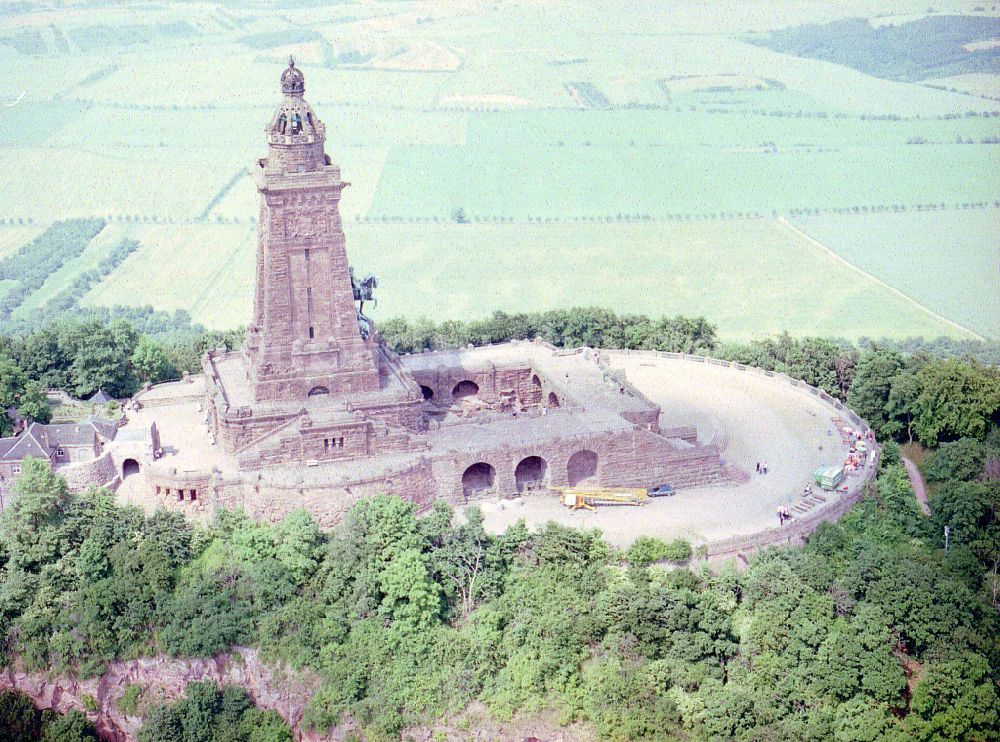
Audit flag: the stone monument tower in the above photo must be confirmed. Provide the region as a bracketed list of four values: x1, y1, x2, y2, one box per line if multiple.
[246, 57, 380, 402]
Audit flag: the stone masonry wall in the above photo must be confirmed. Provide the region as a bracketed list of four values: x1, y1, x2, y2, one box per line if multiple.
[411, 364, 541, 407]
[59, 450, 117, 492]
[234, 458, 438, 527]
[434, 425, 722, 503]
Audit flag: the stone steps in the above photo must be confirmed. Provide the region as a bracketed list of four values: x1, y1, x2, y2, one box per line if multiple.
[721, 463, 751, 484]
[709, 427, 729, 452]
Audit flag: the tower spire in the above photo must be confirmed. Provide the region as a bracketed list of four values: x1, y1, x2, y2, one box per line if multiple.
[280, 55, 305, 97]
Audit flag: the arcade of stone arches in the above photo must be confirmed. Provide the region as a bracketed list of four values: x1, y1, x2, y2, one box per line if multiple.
[461, 449, 597, 499]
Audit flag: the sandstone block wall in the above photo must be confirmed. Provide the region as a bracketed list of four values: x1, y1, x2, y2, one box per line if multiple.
[432, 428, 722, 503]
[411, 364, 543, 407]
[59, 451, 118, 492]
[234, 459, 438, 527]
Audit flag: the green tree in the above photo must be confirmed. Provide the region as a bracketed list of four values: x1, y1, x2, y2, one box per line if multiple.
[40, 709, 100, 741]
[911, 359, 1000, 446]
[68, 319, 140, 398]
[379, 548, 442, 628]
[17, 381, 51, 424]
[887, 368, 921, 443]
[130, 336, 173, 385]
[0, 688, 43, 741]
[907, 653, 1000, 741]
[0, 353, 27, 436]
[848, 349, 905, 438]
[0, 457, 78, 573]
[925, 438, 987, 482]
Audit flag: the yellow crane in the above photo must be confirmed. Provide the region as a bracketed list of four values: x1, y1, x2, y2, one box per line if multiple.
[551, 486, 648, 511]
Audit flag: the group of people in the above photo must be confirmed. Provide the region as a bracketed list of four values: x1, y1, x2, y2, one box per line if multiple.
[842, 426, 874, 475]
[776, 505, 791, 525]
[755, 461, 769, 475]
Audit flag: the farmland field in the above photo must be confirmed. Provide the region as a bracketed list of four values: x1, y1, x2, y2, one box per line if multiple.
[80, 224, 256, 324]
[74, 220, 971, 342]
[0, 0, 997, 340]
[793, 211, 1000, 339]
[0, 226, 43, 260]
[10, 222, 127, 318]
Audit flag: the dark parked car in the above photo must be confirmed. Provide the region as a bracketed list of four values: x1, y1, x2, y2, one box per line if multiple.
[647, 484, 675, 497]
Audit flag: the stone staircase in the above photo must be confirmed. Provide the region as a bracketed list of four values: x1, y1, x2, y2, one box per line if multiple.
[791, 490, 829, 515]
[721, 462, 751, 484]
[709, 427, 729, 452]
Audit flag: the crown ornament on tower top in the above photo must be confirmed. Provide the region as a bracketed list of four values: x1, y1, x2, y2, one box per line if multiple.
[281, 55, 305, 97]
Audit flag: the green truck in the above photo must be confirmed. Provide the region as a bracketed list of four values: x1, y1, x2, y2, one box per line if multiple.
[813, 465, 846, 491]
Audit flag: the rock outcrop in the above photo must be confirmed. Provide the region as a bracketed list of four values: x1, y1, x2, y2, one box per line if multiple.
[0, 648, 321, 741]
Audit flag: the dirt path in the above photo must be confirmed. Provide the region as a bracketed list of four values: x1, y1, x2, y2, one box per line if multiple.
[903, 457, 931, 516]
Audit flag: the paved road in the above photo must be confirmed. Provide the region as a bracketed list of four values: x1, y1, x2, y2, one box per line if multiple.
[903, 457, 931, 516]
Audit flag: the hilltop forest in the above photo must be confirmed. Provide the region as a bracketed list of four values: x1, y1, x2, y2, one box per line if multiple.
[0, 313, 998, 740]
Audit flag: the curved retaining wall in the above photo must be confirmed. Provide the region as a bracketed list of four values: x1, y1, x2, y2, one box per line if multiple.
[603, 350, 879, 559]
[60, 451, 118, 492]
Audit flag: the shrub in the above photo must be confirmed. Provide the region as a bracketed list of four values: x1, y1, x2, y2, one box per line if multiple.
[118, 684, 143, 716]
[627, 536, 691, 566]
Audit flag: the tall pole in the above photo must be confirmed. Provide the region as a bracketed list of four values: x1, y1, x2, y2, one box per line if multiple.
[944, 525, 950, 553]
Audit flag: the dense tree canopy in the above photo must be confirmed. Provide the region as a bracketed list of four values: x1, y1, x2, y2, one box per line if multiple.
[0, 316, 998, 740]
[0, 451, 997, 740]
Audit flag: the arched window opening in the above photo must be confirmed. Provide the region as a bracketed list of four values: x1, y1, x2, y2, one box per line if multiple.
[420, 385, 434, 400]
[291, 113, 302, 134]
[547, 391, 560, 408]
[122, 458, 140, 478]
[277, 113, 287, 135]
[308, 386, 330, 396]
[515, 456, 548, 493]
[452, 380, 479, 400]
[567, 450, 598, 487]
[462, 462, 496, 499]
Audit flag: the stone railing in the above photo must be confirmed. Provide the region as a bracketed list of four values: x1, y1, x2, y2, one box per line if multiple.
[702, 472, 876, 559]
[603, 349, 880, 559]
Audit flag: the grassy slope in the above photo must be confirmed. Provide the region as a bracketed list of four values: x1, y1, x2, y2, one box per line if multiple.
[10, 223, 127, 318]
[0, 226, 44, 259]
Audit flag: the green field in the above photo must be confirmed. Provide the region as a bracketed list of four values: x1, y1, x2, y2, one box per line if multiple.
[793, 211, 1000, 339]
[366, 140, 998, 222]
[80, 224, 256, 324]
[0, 226, 43, 259]
[74, 219, 970, 342]
[11, 223, 127, 318]
[0, 0, 997, 341]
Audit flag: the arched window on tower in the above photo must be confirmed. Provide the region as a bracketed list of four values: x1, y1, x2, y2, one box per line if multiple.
[291, 113, 302, 134]
[277, 113, 287, 135]
[306, 112, 314, 128]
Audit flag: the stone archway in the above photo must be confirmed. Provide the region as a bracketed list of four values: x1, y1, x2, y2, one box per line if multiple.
[547, 391, 560, 408]
[462, 462, 495, 498]
[420, 385, 434, 400]
[122, 458, 140, 478]
[515, 455, 549, 493]
[308, 386, 330, 396]
[452, 380, 479, 400]
[567, 450, 598, 486]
